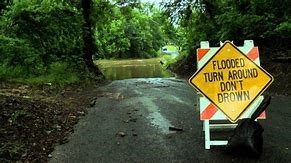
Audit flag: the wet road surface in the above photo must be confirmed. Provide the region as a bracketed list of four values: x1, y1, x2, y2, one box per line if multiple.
[50, 78, 291, 163]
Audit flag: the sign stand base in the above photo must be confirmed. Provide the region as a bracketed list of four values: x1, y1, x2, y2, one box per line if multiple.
[202, 97, 263, 149]
[203, 120, 236, 149]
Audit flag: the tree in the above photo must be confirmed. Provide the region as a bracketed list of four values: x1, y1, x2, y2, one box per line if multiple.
[81, 0, 103, 76]
[94, 1, 174, 59]
[161, 0, 290, 78]
[163, 0, 291, 53]
[0, 0, 101, 83]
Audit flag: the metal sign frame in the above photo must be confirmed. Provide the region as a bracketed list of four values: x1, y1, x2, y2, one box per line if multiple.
[191, 40, 273, 149]
[189, 41, 273, 123]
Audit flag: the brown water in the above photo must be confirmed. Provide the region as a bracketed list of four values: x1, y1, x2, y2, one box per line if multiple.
[96, 58, 173, 80]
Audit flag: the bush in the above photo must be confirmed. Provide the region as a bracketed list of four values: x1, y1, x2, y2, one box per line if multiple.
[0, 0, 89, 83]
[0, 35, 43, 79]
[1, 0, 84, 67]
[27, 62, 80, 85]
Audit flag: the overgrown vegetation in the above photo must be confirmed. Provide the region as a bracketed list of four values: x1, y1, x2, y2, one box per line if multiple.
[1, 0, 290, 82]
[0, 0, 176, 83]
[162, 0, 291, 76]
[164, 0, 290, 53]
[0, 0, 86, 84]
[93, 1, 175, 59]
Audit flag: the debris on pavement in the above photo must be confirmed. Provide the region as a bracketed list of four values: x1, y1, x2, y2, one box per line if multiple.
[117, 132, 126, 137]
[132, 133, 138, 136]
[169, 126, 183, 132]
[129, 118, 137, 122]
[89, 97, 97, 107]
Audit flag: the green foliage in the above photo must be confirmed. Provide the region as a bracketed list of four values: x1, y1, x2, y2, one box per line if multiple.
[0, 141, 25, 160]
[0, 0, 12, 14]
[0, 0, 89, 83]
[2, 0, 84, 65]
[163, 0, 291, 55]
[94, 2, 174, 59]
[27, 62, 80, 85]
[275, 20, 291, 38]
[0, 35, 43, 78]
[0, 0, 177, 83]
[161, 50, 187, 69]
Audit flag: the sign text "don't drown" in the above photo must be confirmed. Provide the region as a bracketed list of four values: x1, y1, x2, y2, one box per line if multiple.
[203, 58, 259, 103]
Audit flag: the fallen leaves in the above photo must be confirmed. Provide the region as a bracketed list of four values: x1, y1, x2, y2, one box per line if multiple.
[0, 96, 76, 162]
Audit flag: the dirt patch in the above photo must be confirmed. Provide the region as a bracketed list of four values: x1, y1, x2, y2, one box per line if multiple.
[0, 81, 106, 162]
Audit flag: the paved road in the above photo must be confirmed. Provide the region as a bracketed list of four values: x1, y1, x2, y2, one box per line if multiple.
[50, 78, 291, 163]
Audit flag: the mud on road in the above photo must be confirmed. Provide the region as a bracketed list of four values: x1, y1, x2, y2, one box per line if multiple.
[50, 78, 291, 163]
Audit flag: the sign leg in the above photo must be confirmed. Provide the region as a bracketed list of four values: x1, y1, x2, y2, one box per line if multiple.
[204, 120, 210, 149]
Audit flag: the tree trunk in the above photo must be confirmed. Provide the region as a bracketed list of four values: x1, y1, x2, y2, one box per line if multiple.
[81, 0, 103, 76]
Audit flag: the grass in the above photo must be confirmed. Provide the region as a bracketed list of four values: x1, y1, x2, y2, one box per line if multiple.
[161, 50, 188, 69]
[95, 58, 161, 68]
[0, 62, 94, 86]
[163, 45, 179, 52]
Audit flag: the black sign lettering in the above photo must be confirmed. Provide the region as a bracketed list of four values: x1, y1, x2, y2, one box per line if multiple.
[228, 68, 258, 80]
[212, 58, 245, 70]
[217, 91, 250, 103]
[203, 72, 224, 82]
[207, 58, 260, 103]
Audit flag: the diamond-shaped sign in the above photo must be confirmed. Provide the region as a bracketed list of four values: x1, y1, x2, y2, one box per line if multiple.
[189, 41, 273, 122]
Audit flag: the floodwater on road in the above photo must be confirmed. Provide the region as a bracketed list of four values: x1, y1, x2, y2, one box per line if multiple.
[95, 58, 173, 80]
